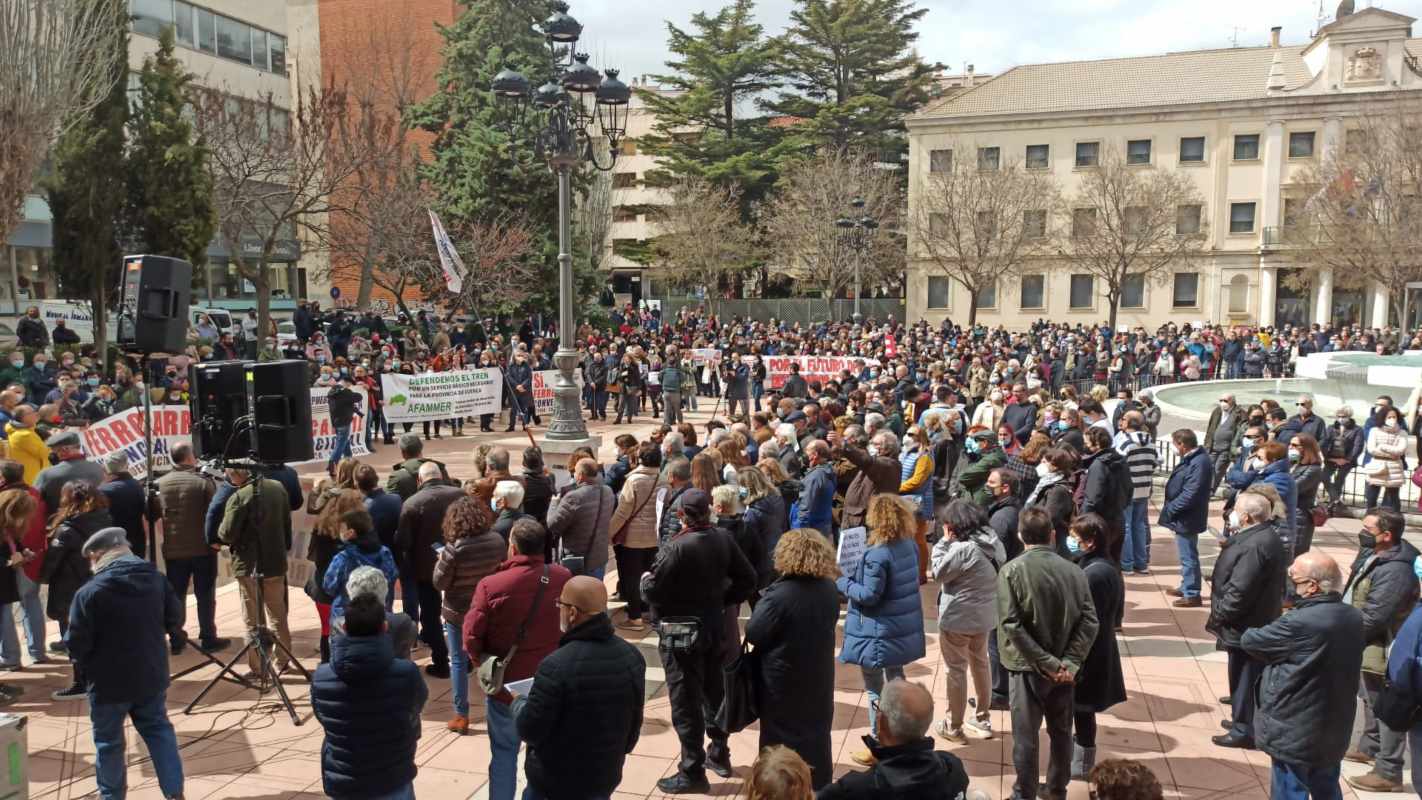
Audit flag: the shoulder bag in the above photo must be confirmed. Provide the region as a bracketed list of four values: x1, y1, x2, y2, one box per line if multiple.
[611, 480, 656, 546]
[716, 641, 760, 733]
[478, 564, 550, 696]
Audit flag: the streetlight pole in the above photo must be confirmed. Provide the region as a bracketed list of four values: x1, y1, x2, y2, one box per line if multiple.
[836, 196, 879, 323]
[491, 1, 628, 447]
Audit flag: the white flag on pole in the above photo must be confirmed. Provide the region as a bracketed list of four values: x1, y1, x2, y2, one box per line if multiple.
[429, 210, 465, 294]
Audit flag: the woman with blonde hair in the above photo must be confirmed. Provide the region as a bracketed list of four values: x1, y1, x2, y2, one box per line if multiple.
[758, 457, 800, 514]
[690, 451, 721, 494]
[837, 494, 926, 765]
[307, 488, 365, 662]
[746, 746, 815, 800]
[717, 438, 747, 485]
[746, 530, 841, 787]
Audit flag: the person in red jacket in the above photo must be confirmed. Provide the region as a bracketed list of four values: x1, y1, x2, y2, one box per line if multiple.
[463, 518, 572, 800]
[0, 460, 46, 666]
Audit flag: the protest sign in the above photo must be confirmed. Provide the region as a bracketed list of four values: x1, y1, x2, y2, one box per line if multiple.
[76, 387, 369, 479]
[381, 369, 502, 423]
[533, 369, 585, 417]
[836, 526, 867, 576]
[763, 355, 879, 390]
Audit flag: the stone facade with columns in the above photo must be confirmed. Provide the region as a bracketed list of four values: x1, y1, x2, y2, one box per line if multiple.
[906, 7, 1422, 329]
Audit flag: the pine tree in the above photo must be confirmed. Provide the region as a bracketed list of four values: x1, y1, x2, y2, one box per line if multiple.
[639, 0, 789, 213]
[44, 0, 128, 363]
[127, 25, 216, 275]
[768, 0, 939, 161]
[409, 0, 601, 316]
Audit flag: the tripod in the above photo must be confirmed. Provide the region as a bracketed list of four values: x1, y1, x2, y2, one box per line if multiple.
[185, 466, 310, 724]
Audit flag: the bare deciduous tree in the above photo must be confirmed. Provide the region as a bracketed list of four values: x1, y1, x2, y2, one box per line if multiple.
[649, 176, 755, 309]
[574, 165, 614, 277]
[1056, 147, 1208, 329]
[910, 142, 1060, 325]
[0, 0, 128, 247]
[1287, 100, 1422, 325]
[762, 148, 902, 314]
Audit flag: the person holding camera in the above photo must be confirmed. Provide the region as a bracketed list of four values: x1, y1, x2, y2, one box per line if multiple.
[215, 467, 293, 684]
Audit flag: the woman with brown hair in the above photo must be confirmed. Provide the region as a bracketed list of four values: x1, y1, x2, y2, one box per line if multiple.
[0, 489, 35, 692]
[432, 496, 505, 734]
[717, 438, 746, 485]
[41, 480, 112, 700]
[1289, 433, 1325, 557]
[758, 458, 800, 515]
[690, 451, 721, 494]
[837, 494, 926, 765]
[746, 530, 841, 788]
[307, 488, 365, 663]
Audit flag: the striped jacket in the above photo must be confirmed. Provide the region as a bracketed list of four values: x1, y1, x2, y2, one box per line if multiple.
[1115, 430, 1158, 502]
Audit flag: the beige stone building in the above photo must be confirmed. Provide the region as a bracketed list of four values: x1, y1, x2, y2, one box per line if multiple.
[906, 7, 1422, 329]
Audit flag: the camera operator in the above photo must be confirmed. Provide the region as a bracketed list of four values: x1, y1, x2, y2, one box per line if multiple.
[153, 442, 228, 653]
[216, 467, 293, 684]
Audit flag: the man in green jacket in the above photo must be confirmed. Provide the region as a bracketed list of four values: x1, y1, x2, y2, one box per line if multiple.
[385, 433, 448, 501]
[217, 467, 293, 681]
[997, 507, 1099, 800]
[958, 429, 1005, 506]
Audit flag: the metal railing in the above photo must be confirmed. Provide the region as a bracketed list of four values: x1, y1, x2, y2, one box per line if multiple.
[649, 297, 906, 326]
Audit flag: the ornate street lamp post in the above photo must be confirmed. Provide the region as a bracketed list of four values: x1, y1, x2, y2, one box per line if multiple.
[835, 196, 879, 322]
[491, 0, 628, 446]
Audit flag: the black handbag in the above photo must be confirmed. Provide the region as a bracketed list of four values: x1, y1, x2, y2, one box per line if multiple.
[716, 642, 760, 733]
[1376, 675, 1422, 732]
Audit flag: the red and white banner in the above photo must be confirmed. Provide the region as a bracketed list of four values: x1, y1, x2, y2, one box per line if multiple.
[533, 369, 584, 417]
[763, 355, 878, 390]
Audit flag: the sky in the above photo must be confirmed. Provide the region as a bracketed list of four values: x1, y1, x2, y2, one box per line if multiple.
[568, 0, 1420, 85]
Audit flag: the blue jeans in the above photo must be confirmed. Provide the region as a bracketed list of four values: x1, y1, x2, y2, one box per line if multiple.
[1175, 532, 1201, 598]
[0, 570, 45, 664]
[329, 424, 353, 468]
[165, 553, 219, 643]
[91, 690, 183, 799]
[486, 696, 520, 800]
[1121, 498, 1150, 571]
[584, 564, 605, 581]
[1270, 759, 1341, 800]
[443, 621, 469, 717]
[860, 665, 906, 740]
[752, 382, 764, 411]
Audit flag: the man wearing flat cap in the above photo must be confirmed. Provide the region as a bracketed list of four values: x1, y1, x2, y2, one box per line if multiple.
[66, 527, 186, 800]
[641, 488, 756, 794]
[34, 429, 104, 514]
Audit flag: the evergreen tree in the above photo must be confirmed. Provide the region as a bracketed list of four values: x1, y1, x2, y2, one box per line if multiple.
[44, 0, 128, 362]
[127, 25, 216, 275]
[409, 0, 601, 316]
[767, 0, 938, 160]
[639, 0, 790, 212]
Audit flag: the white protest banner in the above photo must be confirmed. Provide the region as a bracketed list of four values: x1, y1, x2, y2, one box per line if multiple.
[429, 210, 465, 293]
[763, 355, 879, 390]
[689, 348, 722, 366]
[76, 387, 369, 479]
[381, 369, 502, 423]
[533, 369, 584, 418]
[837, 526, 867, 577]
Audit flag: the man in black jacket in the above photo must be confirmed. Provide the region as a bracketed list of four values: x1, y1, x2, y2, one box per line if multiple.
[1241, 551, 1363, 799]
[816, 679, 969, 800]
[514, 575, 645, 799]
[98, 453, 147, 560]
[506, 351, 536, 431]
[642, 489, 756, 794]
[325, 377, 363, 474]
[15, 307, 47, 350]
[1208, 492, 1285, 750]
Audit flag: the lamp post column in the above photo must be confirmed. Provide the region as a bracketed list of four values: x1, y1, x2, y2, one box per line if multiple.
[547, 158, 587, 441]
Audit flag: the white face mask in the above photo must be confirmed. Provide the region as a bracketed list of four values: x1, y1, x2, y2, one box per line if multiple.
[1228, 510, 1241, 529]
[1036, 462, 1052, 478]
[867, 445, 880, 457]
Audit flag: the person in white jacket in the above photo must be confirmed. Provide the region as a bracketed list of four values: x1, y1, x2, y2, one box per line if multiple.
[1363, 406, 1407, 512]
[930, 500, 1006, 746]
[971, 390, 1005, 431]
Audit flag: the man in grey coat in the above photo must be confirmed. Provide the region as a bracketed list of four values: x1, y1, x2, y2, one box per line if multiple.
[547, 458, 614, 579]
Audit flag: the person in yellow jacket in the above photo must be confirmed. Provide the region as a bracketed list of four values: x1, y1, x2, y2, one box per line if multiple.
[6, 406, 49, 485]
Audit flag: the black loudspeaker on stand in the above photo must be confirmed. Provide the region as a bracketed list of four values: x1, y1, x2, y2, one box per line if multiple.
[117, 255, 191, 354]
[189, 360, 313, 463]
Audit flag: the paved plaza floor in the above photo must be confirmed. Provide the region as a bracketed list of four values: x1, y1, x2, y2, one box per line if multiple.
[14, 406, 1404, 799]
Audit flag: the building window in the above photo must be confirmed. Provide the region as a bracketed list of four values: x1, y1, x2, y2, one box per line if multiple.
[612, 206, 637, 222]
[131, 0, 173, 38]
[250, 28, 268, 71]
[927, 276, 950, 309]
[1069, 274, 1094, 309]
[975, 210, 996, 238]
[1229, 202, 1257, 233]
[1023, 209, 1046, 238]
[1075, 141, 1099, 168]
[1173, 272, 1199, 308]
[929, 149, 952, 173]
[216, 14, 251, 64]
[1179, 136, 1206, 163]
[196, 6, 215, 53]
[268, 32, 286, 75]
[928, 213, 948, 238]
[1020, 274, 1045, 309]
[1126, 139, 1152, 165]
[173, 1, 195, 45]
[1072, 208, 1096, 238]
[1282, 197, 1303, 227]
[1233, 134, 1260, 161]
[612, 172, 637, 189]
[977, 147, 1000, 170]
[1288, 131, 1316, 158]
[1025, 144, 1049, 169]
[976, 282, 997, 309]
[1123, 206, 1147, 235]
[1121, 274, 1145, 309]
[1228, 274, 1249, 313]
[1176, 204, 1202, 234]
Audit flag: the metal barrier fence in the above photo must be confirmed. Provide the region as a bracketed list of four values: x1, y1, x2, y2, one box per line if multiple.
[650, 297, 906, 326]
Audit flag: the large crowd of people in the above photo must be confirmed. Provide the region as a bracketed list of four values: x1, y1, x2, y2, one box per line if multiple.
[2, 300, 1422, 800]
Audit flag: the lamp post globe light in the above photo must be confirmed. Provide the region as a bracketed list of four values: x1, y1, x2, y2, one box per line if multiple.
[491, 0, 629, 448]
[835, 196, 879, 322]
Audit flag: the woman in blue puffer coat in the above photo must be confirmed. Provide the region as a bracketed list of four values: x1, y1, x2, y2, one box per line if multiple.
[837, 493, 926, 766]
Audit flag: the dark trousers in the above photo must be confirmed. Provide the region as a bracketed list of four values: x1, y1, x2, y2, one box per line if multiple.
[1073, 709, 1097, 748]
[660, 630, 728, 778]
[1009, 671, 1073, 800]
[1365, 484, 1401, 513]
[1209, 449, 1233, 494]
[416, 581, 448, 668]
[613, 545, 656, 621]
[1322, 463, 1351, 505]
[166, 553, 219, 643]
[1227, 646, 1261, 738]
[988, 628, 1009, 703]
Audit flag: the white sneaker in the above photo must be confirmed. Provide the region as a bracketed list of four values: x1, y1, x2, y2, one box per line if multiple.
[934, 720, 968, 745]
[964, 718, 994, 739]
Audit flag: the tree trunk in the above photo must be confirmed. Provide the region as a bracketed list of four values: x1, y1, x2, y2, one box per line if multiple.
[90, 267, 108, 371]
[967, 294, 979, 327]
[255, 260, 271, 360]
[357, 252, 375, 309]
[1107, 292, 1120, 333]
